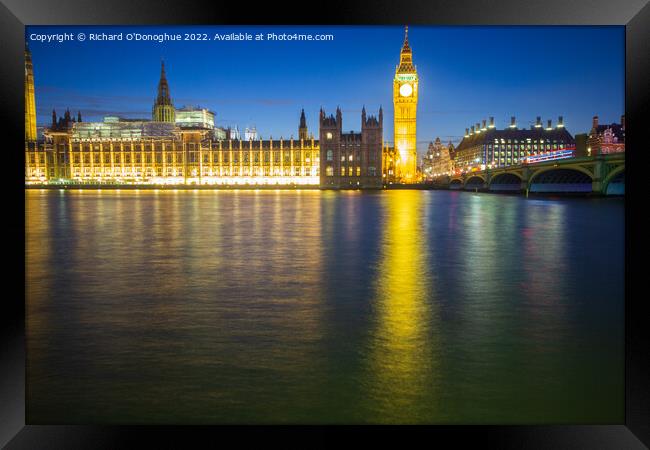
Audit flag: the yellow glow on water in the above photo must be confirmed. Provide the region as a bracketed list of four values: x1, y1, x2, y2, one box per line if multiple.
[364, 190, 437, 422]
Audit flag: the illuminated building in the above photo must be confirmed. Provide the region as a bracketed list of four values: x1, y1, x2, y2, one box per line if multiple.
[175, 106, 215, 129]
[422, 137, 453, 179]
[25, 43, 38, 142]
[25, 61, 321, 185]
[25, 60, 387, 188]
[587, 115, 625, 155]
[24, 50, 384, 188]
[453, 116, 575, 171]
[27, 114, 321, 186]
[392, 26, 419, 182]
[319, 106, 383, 188]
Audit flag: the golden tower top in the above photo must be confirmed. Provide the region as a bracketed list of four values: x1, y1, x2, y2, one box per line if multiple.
[396, 26, 415, 73]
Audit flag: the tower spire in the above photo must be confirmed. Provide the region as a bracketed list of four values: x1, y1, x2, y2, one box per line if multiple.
[397, 25, 414, 73]
[299, 108, 308, 140]
[156, 59, 172, 106]
[153, 59, 175, 122]
[300, 109, 306, 128]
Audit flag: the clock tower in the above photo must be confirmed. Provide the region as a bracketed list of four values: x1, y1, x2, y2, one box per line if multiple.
[393, 26, 418, 182]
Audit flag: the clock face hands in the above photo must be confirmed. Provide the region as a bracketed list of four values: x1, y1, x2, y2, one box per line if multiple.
[399, 83, 413, 97]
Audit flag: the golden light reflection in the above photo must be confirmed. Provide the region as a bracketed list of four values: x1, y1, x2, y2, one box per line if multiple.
[363, 190, 437, 423]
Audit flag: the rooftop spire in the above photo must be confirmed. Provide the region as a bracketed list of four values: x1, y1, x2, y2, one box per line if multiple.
[397, 25, 415, 73]
[299, 108, 306, 128]
[401, 25, 411, 53]
[156, 59, 172, 106]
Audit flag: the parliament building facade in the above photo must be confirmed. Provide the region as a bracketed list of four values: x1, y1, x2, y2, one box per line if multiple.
[25, 51, 383, 189]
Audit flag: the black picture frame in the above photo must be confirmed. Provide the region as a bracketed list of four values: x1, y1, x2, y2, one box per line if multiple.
[2, 0, 648, 447]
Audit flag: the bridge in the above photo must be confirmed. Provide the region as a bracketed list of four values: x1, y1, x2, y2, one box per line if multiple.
[430, 153, 624, 195]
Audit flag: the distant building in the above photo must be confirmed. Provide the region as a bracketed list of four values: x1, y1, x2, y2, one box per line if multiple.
[244, 126, 258, 141]
[587, 115, 625, 156]
[175, 106, 215, 129]
[226, 125, 241, 140]
[422, 137, 453, 179]
[452, 116, 575, 171]
[319, 106, 383, 188]
[213, 127, 227, 141]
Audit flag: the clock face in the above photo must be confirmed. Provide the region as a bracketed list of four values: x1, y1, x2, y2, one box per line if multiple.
[399, 83, 413, 97]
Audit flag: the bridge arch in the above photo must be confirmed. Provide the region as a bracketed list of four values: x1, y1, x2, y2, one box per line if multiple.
[489, 172, 523, 191]
[464, 174, 486, 189]
[528, 167, 594, 193]
[603, 166, 625, 195]
[450, 178, 463, 190]
[529, 165, 594, 183]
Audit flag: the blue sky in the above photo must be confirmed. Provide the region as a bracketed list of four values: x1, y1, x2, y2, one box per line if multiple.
[26, 25, 624, 154]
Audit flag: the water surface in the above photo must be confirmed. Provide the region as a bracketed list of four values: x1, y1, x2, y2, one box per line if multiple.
[25, 189, 624, 424]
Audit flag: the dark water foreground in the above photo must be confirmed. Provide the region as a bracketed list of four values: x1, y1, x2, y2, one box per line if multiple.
[25, 189, 624, 424]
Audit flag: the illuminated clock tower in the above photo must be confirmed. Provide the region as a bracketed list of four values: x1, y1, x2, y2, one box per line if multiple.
[393, 26, 418, 182]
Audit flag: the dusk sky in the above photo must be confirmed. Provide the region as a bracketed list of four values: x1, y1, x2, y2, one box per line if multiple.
[26, 25, 624, 154]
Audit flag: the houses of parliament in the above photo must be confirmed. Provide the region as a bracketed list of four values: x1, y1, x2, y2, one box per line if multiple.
[25, 29, 419, 188]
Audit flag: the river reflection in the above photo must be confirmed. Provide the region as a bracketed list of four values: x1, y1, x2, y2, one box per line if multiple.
[363, 191, 438, 423]
[25, 189, 624, 424]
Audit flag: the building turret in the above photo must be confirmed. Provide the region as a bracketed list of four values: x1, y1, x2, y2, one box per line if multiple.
[152, 60, 175, 123]
[77, 111, 82, 123]
[299, 109, 308, 140]
[51, 109, 57, 129]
